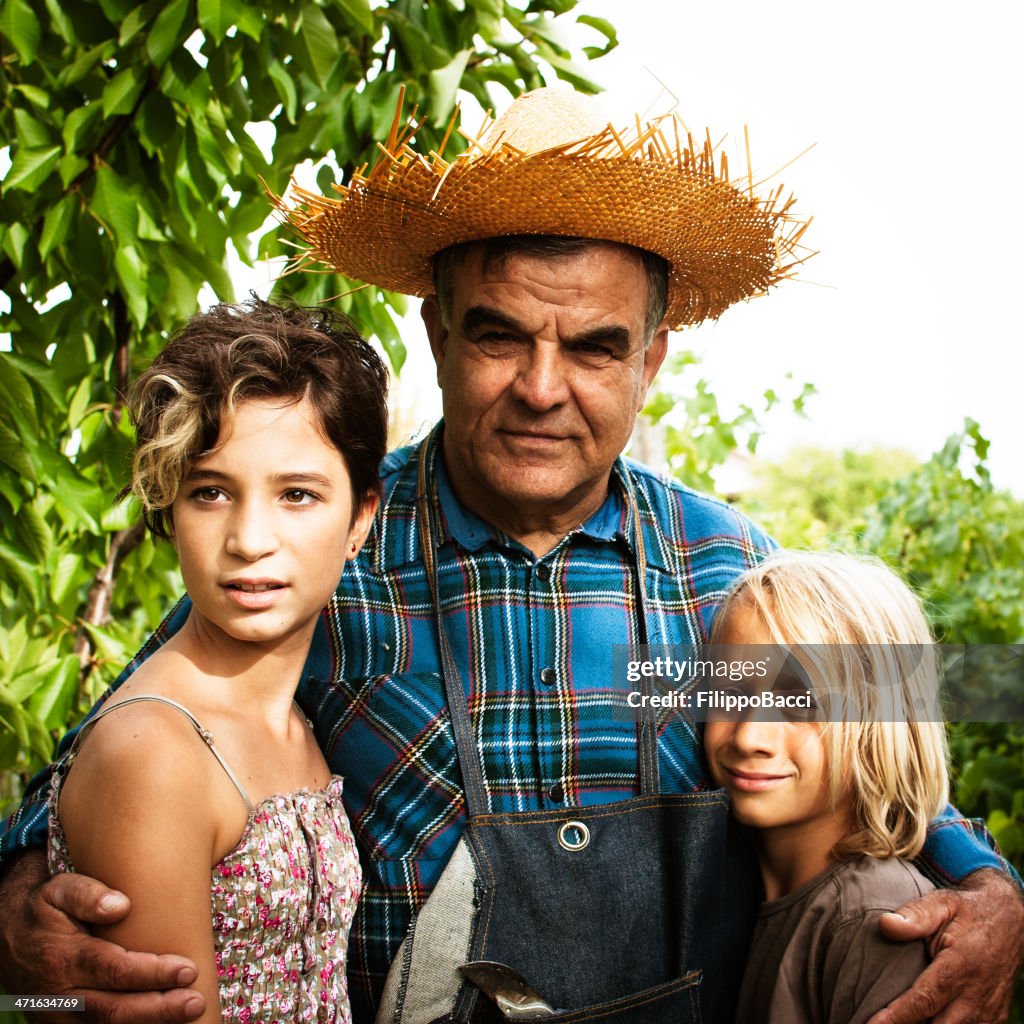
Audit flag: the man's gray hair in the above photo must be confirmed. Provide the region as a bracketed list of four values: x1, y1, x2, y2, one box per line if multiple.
[432, 236, 669, 344]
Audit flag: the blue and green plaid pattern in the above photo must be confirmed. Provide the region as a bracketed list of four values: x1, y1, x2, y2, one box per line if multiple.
[2, 426, 1014, 1021]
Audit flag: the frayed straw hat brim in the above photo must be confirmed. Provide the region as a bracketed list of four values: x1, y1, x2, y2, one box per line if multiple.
[274, 89, 812, 329]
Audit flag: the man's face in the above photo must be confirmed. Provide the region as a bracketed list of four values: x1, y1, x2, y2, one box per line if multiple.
[422, 243, 668, 528]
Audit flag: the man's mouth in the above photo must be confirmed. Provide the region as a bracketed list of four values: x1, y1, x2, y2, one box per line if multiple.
[501, 429, 568, 442]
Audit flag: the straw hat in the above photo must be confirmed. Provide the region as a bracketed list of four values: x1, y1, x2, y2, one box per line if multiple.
[274, 88, 812, 329]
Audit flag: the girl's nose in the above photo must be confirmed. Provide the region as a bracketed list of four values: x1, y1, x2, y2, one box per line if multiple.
[225, 503, 280, 561]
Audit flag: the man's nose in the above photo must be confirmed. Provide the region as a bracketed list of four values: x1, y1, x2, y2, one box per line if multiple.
[510, 345, 571, 410]
[225, 502, 280, 561]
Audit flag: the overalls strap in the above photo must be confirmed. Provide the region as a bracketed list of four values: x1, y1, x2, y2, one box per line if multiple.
[415, 427, 660, 819]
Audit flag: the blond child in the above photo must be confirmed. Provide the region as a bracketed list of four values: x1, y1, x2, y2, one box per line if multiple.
[704, 551, 948, 1024]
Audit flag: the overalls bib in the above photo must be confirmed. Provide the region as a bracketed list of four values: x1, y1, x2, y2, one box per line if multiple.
[375, 438, 755, 1024]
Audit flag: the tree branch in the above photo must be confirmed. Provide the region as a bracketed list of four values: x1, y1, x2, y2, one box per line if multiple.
[110, 290, 131, 426]
[73, 521, 147, 675]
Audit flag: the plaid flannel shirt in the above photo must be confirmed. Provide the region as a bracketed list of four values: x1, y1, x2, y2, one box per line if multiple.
[2, 426, 1015, 1022]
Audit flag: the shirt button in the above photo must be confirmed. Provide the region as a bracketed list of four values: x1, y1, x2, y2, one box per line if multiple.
[536, 564, 551, 582]
[317, 1006, 328, 1023]
[548, 783, 565, 803]
[539, 667, 556, 686]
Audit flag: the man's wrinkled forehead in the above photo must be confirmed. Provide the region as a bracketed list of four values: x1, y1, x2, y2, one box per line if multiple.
[435, 235, 667, 339]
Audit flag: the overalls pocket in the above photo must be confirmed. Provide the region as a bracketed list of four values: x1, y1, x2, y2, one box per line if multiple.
[540, 971, 703, 1024]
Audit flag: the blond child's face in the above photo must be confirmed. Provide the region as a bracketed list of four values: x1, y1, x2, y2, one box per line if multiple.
[704, 601, 851, 839]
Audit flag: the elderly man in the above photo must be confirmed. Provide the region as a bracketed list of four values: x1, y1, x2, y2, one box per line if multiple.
[2, 89, 1022, 1023]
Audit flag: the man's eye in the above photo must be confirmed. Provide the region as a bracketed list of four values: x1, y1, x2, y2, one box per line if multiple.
[574, 343, 614, 364]
[475, 332, 521, 354]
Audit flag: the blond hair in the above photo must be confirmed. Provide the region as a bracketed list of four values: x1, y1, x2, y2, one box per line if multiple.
[710, 550, 949, 859]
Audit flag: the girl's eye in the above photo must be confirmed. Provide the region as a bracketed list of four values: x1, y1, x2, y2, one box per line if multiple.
[191, 487, 226, 503]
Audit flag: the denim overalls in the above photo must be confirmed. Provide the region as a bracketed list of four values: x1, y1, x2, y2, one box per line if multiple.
[374, 440, 755, 1024]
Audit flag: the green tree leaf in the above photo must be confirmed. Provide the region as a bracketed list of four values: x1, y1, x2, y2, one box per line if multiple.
[197, 0, 244, 43]
[267, 60, 298, 123]
[1, 145, 61, 193]
[91, 165, 139, 244]
[13, 500, 52, 562]
[40, 194, 78, 260]
[13, 108, 53, 148]
[146, 0, 192, 66]
[63, 102, 104, 153]
[0, 0, 42, 65]
[298, 4, 341, 89]
[575, 14, 617, 58]
[333, 0, 374, 36]
[428, 49, 473, 127]
[0, 423, 37, 482]
[114, 245, 149, 326]
[102, 66, 147, 118]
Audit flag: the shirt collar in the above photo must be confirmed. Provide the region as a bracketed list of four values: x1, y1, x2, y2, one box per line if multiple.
[435, 439, 629, 552]
[370, 422, 671, 572]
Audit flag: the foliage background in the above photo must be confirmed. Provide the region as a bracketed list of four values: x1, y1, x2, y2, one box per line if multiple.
[1, 0, 1021, 1014]
[0, 0, 617, 803]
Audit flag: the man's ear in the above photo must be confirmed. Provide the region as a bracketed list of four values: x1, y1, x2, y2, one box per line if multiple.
[346, 492, 380, 561]
[641, 323, 670, 397]
[421, 296, 448, 383]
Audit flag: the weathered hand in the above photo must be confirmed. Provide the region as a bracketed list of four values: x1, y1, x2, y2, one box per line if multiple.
[0, 852, 205, 1024]
[867, 868, 1024, 1024]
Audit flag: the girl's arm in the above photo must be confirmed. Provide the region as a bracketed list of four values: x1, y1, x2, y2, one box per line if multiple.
[57, 703, 228, 1024]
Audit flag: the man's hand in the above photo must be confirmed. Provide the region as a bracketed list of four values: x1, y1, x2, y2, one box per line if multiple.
[868, 868, 1024, 1024]
[0, 852, 205, 1024]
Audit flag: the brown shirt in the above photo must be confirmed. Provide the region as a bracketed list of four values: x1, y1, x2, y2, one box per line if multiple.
[735, 856, 934, 1024]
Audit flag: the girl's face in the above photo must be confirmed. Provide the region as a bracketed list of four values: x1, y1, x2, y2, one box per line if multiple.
[704, 601, 851, 839]
[171, 396, 377, 652]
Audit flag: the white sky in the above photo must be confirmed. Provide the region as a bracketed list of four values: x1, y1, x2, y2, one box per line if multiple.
[580, 0, 1024, 494]
[248, 0, 1023, 494]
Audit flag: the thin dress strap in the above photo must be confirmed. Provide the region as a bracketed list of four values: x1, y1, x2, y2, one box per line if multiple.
[69, 695, 255, 814]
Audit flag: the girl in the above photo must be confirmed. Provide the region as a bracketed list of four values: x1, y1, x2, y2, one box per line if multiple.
[48, 299, 388, 1022]
[704, 551, 949, 1024]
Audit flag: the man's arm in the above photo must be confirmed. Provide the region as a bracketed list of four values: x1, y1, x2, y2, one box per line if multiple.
[0, 851, 204, 1024]
[868, 868, 1024, 1024]
[865, 805, 1024, 1024]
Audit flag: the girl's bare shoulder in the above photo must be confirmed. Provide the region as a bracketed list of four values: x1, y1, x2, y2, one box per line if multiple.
[59, 688, 221, 824]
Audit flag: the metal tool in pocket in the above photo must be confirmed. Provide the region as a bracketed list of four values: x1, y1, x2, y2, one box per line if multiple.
[457, 962, 563, 1019]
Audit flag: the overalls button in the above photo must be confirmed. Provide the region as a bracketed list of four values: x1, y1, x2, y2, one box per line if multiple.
[548, 783, 564, 802]
[539, 667, 556, 686]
